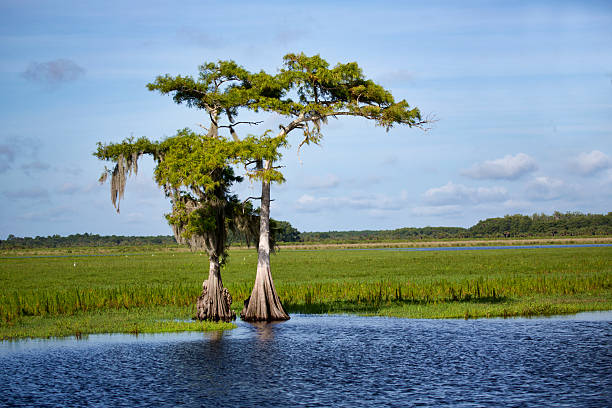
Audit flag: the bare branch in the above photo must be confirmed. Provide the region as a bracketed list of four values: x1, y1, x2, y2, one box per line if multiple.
[242, 196, 262, 203]
[410, 113, 439, 131]
[218, 121, 263, 128]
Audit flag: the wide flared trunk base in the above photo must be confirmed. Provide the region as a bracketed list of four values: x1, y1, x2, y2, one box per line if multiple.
[240, 265, 289, 322]
[195, 260, 236, 322]
[196, 282, 236, 322]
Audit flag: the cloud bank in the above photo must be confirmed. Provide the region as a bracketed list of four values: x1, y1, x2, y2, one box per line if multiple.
[304, 174, 341, 189]
[570, 150, 611, 176]
[295, 192, 405, 213]
[525, 176, 567, 200]
[423, 182, 507, 205]
[462, 153, 537, 180]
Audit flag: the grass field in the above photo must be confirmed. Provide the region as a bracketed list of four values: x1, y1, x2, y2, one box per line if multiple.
[1, 245, 610, 339]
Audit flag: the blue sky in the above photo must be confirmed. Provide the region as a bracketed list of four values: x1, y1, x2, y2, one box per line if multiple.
[1, 0, 611, 238]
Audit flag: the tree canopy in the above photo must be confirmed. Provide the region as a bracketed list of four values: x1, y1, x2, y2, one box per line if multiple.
[145, 53, 429, 159]
[95, 52, 432, 322]
[95, 129, 262, 264]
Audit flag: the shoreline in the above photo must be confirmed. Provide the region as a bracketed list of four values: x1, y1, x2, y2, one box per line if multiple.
[3, 309, 611, 343]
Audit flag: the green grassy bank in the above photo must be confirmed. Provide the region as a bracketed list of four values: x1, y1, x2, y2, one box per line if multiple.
[0, 306, 235, 340]
[1, 246, 610, 339]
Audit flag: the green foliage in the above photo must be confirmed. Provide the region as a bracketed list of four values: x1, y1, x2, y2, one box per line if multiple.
[0, 233, 177, 249]
[271, 219, 302, 243]
[0, 218, 303, 251]
[94, 137, 158, 162]
[146, 60, 285, 117]
[144, 53, 429, 181]
[92, 52, 426, 278]
[301, 226, 470, 243]
[300, 212, 612, 243]
[279, 52, 424, 131]
[95, 120, 268, 260]
[154, 129, 242, 192]
[470, 212, 612, 238]
[237, 131, 288, 183]
[3, 212, 610, 251]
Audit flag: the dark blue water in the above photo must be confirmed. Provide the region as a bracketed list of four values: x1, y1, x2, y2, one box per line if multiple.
[1, 313, 611, 407]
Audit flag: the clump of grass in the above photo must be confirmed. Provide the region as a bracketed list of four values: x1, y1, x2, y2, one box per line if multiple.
[0, 284, 200, 321]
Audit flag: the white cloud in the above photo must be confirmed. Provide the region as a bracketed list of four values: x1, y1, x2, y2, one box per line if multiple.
[604, 169, 612, 186]
[412, 205, 462, 217]
[295, 192, 406, 213]
[345, 194, 404, 211]
[461, 153, 537, 180]
[423, 182, 507, 205]
[304, 174, 341, 189]
[295, 194, 320, 211]
[525, 176, 567, 200]
[570, 150, 611, 176]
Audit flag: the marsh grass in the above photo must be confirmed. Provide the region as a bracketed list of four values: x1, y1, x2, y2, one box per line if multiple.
[1, 246, 610, 338]
[1, 305, 235, 340]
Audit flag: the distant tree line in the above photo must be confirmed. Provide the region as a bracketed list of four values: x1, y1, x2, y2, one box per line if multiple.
[2, 212, 610, 249]
[301, 212, 611, 242]
[469, 211, 612, 238]
[0, 219, 304, 249]
[300, 227, 470, 242]
[1, 233, 177, 249]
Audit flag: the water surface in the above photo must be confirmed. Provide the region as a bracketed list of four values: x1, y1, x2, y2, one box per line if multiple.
[1, 313, 610, 407]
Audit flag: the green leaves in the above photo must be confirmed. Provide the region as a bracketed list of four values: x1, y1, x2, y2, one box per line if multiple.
[154, 129, 235, 192]
[145, 53, 426, 147]
[94, 137, 157, 162]
[95, 52, 428, 256]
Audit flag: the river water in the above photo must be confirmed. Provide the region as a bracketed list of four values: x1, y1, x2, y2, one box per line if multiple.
[1, 313, 611, 407]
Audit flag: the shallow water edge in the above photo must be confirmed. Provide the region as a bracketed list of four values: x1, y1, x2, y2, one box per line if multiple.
[2, 310, 610, 347]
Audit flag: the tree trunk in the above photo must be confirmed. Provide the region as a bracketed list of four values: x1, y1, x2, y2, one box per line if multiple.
[241, 166, 290, 322]
[196, 256, 236, 322]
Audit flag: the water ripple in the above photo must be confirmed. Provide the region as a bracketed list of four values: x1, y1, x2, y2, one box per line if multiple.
[1, 313, 611, 407]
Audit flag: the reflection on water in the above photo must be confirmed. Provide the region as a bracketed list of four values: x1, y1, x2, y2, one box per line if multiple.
[1, 312, 611, 407]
